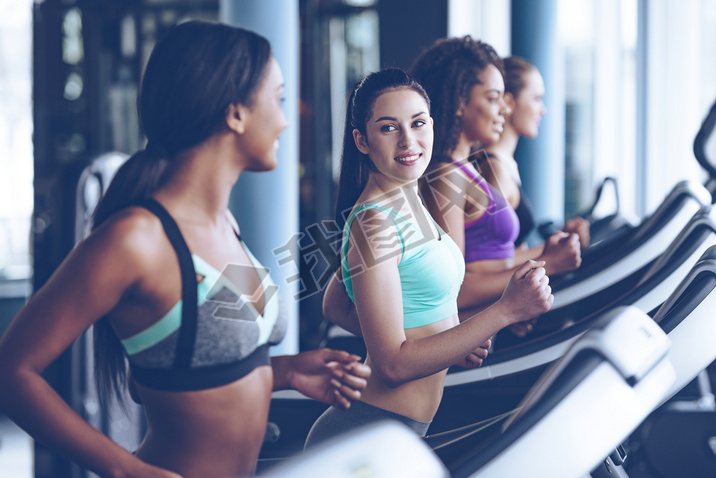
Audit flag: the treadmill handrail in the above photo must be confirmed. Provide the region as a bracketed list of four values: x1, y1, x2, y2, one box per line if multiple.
[694, 98, 716, 180]
[444, 218, 716, 384]
[501, 306, 670, 430]
[653, 244, 716, 329]
[551, 182, 709, 303]
[448, 309, 674, 478]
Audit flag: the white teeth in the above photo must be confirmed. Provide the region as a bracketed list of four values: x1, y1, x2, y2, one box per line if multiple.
[395, 153, 420, 163]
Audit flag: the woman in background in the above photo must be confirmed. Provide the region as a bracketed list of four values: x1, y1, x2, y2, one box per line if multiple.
[483, 56, 590, 250]
[409, 36, 581, 332]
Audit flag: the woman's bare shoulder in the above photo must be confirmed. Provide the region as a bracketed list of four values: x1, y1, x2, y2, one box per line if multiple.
[83, 206, 171, 270]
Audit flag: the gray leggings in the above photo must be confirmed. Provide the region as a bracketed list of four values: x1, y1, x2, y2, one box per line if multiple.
[304, 400, 431, 450]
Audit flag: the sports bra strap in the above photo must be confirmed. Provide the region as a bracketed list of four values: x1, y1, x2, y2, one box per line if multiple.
[343, 203, 407, 260]
[139, 198, 198, 369]
[473, 150, 495, 166]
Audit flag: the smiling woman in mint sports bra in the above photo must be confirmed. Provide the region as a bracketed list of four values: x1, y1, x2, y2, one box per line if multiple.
[304, 68, 553, 448]
[409, 37, 581, 335]
[0, 20, 369, 478]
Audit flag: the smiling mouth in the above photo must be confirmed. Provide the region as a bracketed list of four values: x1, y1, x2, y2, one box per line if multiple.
[394, 153, 422, 165]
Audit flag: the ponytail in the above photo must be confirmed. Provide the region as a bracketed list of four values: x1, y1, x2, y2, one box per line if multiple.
[334, 85, 372, 230]
[91, 147, 167, 228]
[91, 146, 166, 409]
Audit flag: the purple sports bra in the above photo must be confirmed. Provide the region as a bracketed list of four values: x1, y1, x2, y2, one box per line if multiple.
[453, 160, 520, 263]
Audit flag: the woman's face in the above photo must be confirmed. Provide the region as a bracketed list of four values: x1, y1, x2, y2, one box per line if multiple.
[458, 64, 510, 146]
[240, 56, 289, 171]
[509, 69, 546, 139]
[354, 87, 433, 187]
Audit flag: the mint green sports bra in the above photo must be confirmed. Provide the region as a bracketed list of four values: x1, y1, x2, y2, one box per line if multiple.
[341, 203, 465, 329]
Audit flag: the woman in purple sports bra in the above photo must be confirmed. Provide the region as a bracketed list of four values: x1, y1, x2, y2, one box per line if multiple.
[410, 36, 582, 333]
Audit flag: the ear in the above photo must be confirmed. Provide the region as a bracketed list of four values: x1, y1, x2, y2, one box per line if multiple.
[353, 129, 370, 155]
[503, 92, 516, 112]
[225, 103, 248, 134]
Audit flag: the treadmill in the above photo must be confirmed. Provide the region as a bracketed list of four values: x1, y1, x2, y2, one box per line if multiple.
[260, 306, 675, 478]
[258, 207, 716, 462]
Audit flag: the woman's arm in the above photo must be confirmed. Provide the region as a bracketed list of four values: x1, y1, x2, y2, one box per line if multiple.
[348, 208, 552, 388]
[455, 266, 525, 310]
[322, 271, 362, 337]
[422, 163, 545, 310]
[0, 215, 180, 478]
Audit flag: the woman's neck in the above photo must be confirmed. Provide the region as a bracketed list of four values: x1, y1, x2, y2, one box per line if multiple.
[155, 138, 242, 225]
[451, 136, 474, 165]
[362, 174, 422, 208]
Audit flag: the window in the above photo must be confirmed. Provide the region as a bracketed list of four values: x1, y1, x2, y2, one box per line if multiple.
[559, 0, 638, 221]
[0, 0, 33, 282]
[559, 0, 716, 221]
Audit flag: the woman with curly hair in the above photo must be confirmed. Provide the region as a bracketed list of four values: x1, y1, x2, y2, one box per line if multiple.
[409, 36, 581, 331]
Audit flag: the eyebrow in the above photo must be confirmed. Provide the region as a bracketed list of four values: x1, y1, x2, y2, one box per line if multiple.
[374, 112, 428, 123]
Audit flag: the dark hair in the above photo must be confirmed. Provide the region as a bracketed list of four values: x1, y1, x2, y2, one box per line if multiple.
[334, 68, 430, 228]
[409, 36, 503, 163]
[91, 20, 272, 407]
[503, 56, 537, 98]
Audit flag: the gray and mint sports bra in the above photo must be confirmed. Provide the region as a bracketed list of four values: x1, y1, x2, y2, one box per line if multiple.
[120, 199, 287, 391]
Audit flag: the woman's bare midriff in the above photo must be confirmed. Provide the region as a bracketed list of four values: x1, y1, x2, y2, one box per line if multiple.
[359, 314, 460, 423]
[134, 365, 273, 478]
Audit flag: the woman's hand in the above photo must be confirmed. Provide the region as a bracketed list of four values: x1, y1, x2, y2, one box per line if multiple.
[564, 217, 591, 250]
[454, 339, 491, 369]
[499, 260, 553, 324]
[540, 231, 582, 275]
[283, 349, 371, 409]
[507, 318, 537, 337]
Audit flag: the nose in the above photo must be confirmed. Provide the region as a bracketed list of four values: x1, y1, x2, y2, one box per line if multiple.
[398, 127, 414, 148]
[279, 109, 289, 131]
[499, 96, 511, 117]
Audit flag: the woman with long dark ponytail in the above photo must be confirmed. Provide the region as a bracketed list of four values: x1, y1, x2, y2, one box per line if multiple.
[0, 20, 369, 478]
[307, 68, 552, 447]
